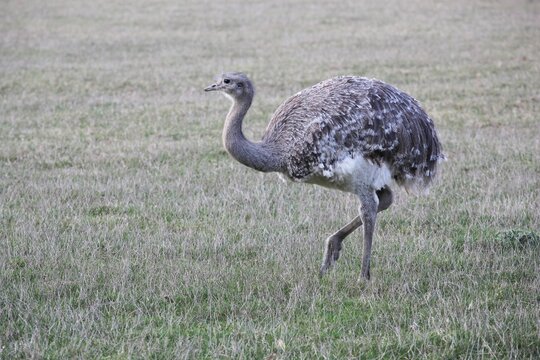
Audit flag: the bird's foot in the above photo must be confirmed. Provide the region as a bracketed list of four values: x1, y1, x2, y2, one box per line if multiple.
[319, 235, 342, 277]
[359, 268, 371, 281]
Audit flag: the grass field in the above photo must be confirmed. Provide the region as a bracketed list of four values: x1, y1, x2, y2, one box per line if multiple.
[1, 0, 539, 358]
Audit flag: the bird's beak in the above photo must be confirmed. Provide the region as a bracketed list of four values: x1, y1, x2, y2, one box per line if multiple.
[204, 82, 220, 92]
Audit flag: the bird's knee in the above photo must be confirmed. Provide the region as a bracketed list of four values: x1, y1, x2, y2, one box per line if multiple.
[377, 187, 393, 212]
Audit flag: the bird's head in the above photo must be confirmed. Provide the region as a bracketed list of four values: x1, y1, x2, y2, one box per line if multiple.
[204, 72, 254, 101]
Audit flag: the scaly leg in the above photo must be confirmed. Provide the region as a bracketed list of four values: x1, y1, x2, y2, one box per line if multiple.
[319, 216, 362, 276]
[319, 186, 393, 277]
[359, 191, 379, 280]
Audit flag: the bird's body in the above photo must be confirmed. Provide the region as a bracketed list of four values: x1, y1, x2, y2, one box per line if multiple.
[205, 73, 444, 279]
[264, 76, 442, 193]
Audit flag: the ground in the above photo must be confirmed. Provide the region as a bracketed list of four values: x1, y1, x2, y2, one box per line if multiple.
[1, 0, 539, 358]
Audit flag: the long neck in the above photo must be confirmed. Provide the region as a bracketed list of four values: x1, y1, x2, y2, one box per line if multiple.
[222, 95, 281, 173]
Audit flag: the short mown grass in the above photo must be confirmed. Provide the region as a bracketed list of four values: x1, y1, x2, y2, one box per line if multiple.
[1, 0, 539, 358]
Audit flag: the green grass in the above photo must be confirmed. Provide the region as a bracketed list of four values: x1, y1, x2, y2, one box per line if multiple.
[1, 0, 539, 358]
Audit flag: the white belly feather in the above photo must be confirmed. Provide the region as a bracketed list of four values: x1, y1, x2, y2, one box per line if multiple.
[303, 154, 393, 193]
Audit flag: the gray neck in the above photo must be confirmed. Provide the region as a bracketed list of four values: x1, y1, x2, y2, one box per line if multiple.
[222, 96, 282, 173]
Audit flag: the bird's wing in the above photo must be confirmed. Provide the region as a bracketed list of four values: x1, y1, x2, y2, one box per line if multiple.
[367, 80, 444, 185]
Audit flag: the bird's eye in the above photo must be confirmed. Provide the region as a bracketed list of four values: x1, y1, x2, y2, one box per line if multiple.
[223, 79, 230, 84]
[237, 82, 244, 87]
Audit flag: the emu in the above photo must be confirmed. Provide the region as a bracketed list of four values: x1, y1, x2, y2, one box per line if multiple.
[205, 72, 444, 279]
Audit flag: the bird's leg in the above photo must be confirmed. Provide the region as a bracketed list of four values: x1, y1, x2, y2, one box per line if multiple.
[319, 186, 393, 277]
[359, 191, 379, 280]
[320, 216, 362, 276]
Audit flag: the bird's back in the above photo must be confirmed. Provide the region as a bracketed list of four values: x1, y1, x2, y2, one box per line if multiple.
[262, 76, 444, 191]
